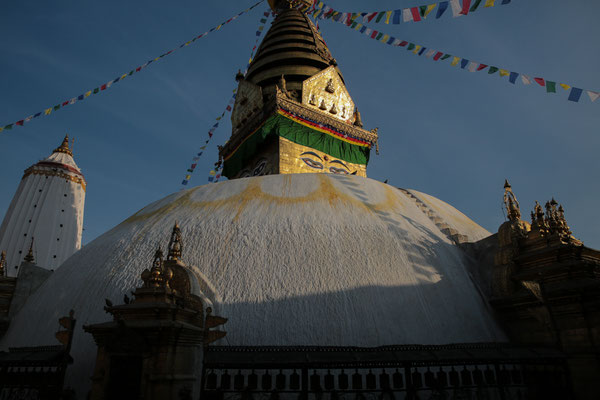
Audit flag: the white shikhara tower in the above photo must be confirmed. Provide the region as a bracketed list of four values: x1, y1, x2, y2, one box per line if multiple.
[0, 136, 86, 275]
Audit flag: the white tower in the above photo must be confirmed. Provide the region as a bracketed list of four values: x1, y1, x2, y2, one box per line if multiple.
[0, 135, 86, 276]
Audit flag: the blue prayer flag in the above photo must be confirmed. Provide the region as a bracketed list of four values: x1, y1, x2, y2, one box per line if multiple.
[461, 59, 469, 69]
[568, 88, 583, 102]
[182, 180, 188, 185]
[501, 0, 511, 4]
[387, 37, 395, 45]
[359, 26, 367, 33]
[208, 176, 215, 182]
[77, 95, 84, 100]
[509, 72, 519, 84]
[33, 112, 41, 118]
[418, 47, 427, 56]
[436, 2, 449, 18]
[393, 10, 401, 24]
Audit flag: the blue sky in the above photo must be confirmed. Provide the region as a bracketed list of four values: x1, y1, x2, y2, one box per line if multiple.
[1, 0, 599, 249]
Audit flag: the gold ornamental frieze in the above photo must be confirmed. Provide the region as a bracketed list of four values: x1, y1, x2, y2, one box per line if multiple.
[302, 66, 355, 123]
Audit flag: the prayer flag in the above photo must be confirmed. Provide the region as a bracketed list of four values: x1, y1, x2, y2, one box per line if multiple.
[433, 52, 443, 61]
[467, 61, 478, 72]
[381, 34, 390, 42]
[0, 127, 3, 133]
[4, 125, 12, 130]
[477, 64, 488, 71]
[399, 40, 409, 47]
[44, 108, 52, 115]
[393, 10, 401, 24]
[85, 90, 92, 97]
[436, 2, 449, 18]
[182, 180, 188, 185]
[587, 91, 600, 102]
[461, 0, 472, 15]
[424, 4, 437, 17]
[488, 66, 499, 74]
[387, 36, 395, 44]
[187, 169, 193, 173]
[209, 133, 213, 138]
[62, 101, 69, 106]
[226, 105, 232, 111]
[450, 0, 463, 17]
[371, 30, 378, 38]
[375, 32, 383, 40]
[441, 54, 452, 60]
[15, 120, 24, 126]
[499, 69, 509, 77]
[568, 88, 583, 102]
[470, 0, 483, 11]
[411, 7, 422, 21]
[69, 97, 77, 104]
[385, 11, 393, 24]
[101, 84, 107, 91]
[200, 146, 207, 150]
[375, 12, 385, 23]
[53, 105, 60, 111]
[77, 95, 84, 100]
[509, 72, 519, 84]
[185, 175, 191, 180]
[25, 115, 33, 123]
[560, 83, 571, 90]
[484, 0, 495, 7]
[210, 170, 216, 176]
[418, 47, 427, 55]
[461, 59, 470, 69]
[360, 26, 367, 33]
[501, 0, 511, 3]
[451, 56, 460, 66]
[33, 112, 41, 118]
[546, 81, 556, 93]
[407, 43, 416, 51]
[403, 9, 413, 22]
[425, 49, 436, 58]
[366, 12, 378, 22]
[521, 75, 532, 85]
[413, 45, 422, 54]
[534, 78, 545, 86]
[419, 6, 428, 17]
[208, 177, 214, 182]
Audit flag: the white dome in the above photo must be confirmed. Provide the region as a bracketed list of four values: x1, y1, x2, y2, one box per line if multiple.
[1, 173, 504, 394]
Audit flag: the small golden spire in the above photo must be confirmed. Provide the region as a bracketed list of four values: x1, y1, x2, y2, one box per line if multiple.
[353, 109, 363, 128]
[503, 180, 521, 222]
[0, 251, 6, 276]
[167, 222, 183, 261]
[23, 238, 35, 263]
[53, 134, 73, 157]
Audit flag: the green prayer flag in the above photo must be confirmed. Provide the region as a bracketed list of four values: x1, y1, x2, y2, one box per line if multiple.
[441, 54, 451, 60]
[488, 66, 499, 74]
[419, 6, 428, 17]
[375, 32, 383, 40]
[351, 21, 358, 28]
[375, 11, 385, 22]
[5, 124, 12, 130]
[53, 105, 60, 111]
[407, 43, 416, 51]
[93, 88, 99, 94]
[470, 0, 483, 11]
[546, 81, 557, 93]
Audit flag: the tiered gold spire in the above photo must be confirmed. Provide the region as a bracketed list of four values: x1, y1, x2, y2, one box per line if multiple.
[167, 222, 183, 261]
[53, 134, 73, 157]
[141, 247, 173, 288]
[23, 238, 35, 263]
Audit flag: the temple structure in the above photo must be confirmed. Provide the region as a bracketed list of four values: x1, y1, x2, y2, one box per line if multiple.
[0, 135, 86, 275]
[0, 1, 599, 399]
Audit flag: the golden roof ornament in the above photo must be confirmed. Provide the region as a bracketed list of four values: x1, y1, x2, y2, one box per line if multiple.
[503, 180, 521, 222]
[23, 238, 35, 263]
[141, 247, 173, 288]
[353, 109, 363, 128]
[53, 134, 73, 157]
[325, 78, 336, 94]
[0, 251, 6, 277]
[167, 222, 183, 261]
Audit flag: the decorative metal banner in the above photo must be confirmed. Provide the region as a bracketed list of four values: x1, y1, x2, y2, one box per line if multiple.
[182, 9, 273, 187]
[301, 0, 514, 24]
[0, 0, 266, 134]
[304, 2, 599, 104]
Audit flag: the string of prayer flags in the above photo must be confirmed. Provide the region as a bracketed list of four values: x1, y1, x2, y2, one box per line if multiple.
[296, 0, 513, 26]
[308, 2, 599, 105]
[182, 8, 272, 187]
[0, 0, 266, 134]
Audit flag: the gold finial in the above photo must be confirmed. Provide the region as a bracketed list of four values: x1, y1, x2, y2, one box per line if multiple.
[0, 251, 6, 276]
[167, 222, 183, 261]
[235, 69, 245, 82]
[23, 238, 35, 263]
[503, 180, 521, 221]
[353, 109, 363, 128]
[53, 134, 73, 157]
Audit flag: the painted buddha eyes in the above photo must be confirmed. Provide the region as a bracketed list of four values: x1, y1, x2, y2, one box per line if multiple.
[301, 157, 324, 170]
[329, 166, 349, 175]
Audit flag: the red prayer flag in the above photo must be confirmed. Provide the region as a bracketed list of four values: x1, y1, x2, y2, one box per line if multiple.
[534, 78, 546, 86]
[477, 64, 488, 71]
[411, 7, 422, 22]
[461, 0, 472, 15]
[100, 84, 107, 90]
[433, 52, 443, 61]
[370, 31, 378, 39]
[367, 12, 377, 22]
[399, 41, 409, 47]
[135, 67, 141, 72]
[62, 101, 69, 106]
[209, 132, 213, 138]
[16, 120, 24, 126]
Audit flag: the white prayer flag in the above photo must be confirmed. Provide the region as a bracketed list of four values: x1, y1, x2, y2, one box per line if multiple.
[425, 49, 436, 58]
[403, 9, 413, 22]
[468, 61, 478, 72]
[521, 75, 532, 85]
[450, 0, 463, 17]
[587, 91, 600, 102]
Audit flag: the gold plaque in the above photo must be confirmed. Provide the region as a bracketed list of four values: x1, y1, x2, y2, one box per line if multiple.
[302, 66, 355, 123]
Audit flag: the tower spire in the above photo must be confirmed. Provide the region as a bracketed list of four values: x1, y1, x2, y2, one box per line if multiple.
[53, 134, 73, 157]
[23, 238, 35, 263]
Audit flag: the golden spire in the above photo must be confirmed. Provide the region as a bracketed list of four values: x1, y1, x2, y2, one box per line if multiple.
[23, 238, 35, 263]
[0, 251, 6, 276]
[53, 134, 73, 157]
[167, 222, 183, 261]
[503, 180, 521, 222]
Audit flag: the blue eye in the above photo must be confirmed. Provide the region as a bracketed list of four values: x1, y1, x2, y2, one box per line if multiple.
[329, 166, 349, 175]
[302, 158, 323, 170]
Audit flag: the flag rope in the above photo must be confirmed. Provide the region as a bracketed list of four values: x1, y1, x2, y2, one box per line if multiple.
[181, 9, 273, 187]
[0, 0, 266, 134]
[303, 2, 599, 104]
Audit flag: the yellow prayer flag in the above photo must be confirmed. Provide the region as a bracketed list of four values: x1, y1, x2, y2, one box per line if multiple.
[413, 45, 422, 54]
[424, 4, 436, 17]
[0, 127, 3, 133]
[44, 108, 52, 115]
[120, 74, 127, 80]
[84, 91, 92, 98]
[216, 24, 222, 30]
[154, 57, 160, 61]
[560, 83, 571, 90]
[499, 69, 509, 77]
[355, 23, 363, 30]
[451, 56, 460, 66]
[385, 11, 393, 24]
[381, 34, 390, 43]
[185, 175, 191, 180]
[209, 170, 216, 176]
[484, 0, 495, 7]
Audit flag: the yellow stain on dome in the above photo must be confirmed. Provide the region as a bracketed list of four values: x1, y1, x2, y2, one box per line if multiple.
[124, 175, 404, 225]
